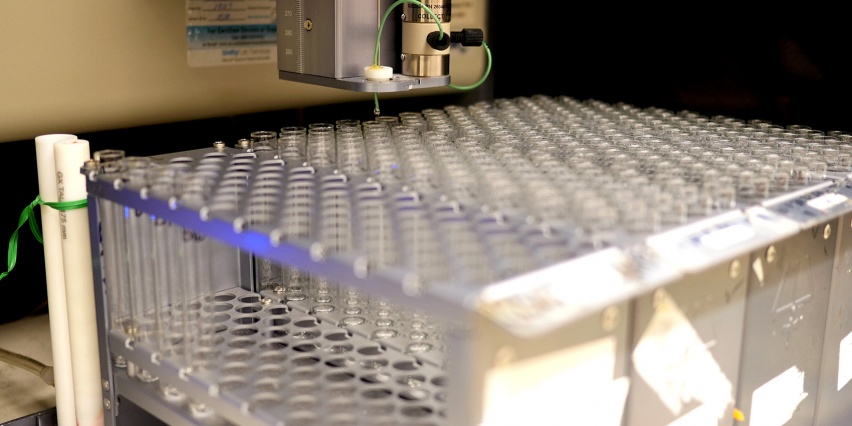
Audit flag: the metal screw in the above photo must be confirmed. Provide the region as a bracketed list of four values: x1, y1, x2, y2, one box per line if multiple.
[189, 401, 212, 418]
[766, 245, 776, 264]
[824, 224, 832, 239]
[104, 399, 111, 411]
[213, 141, 225, 149]
[304, 19, 313, 31]
[729, 259, 741, 279]
[601, 306, 619, 331]
[232, 217, 246, 233]
[113, 355, 127, 368]
[310, 243, 327, 261]
[102, 380, 110, 391]
[273, 285, 285, 294]
[261, 297, 272, 306]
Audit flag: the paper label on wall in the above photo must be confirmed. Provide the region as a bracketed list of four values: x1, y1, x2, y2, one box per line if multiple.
[838, 331, 852, 391]
[750, 366, 807, 425]
[482, 337, 629, 426]
[632, 292, 732, 421]
[186, 1, 277, 67]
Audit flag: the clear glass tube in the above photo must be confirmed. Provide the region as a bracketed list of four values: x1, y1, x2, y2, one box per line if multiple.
[307, 124, 337, 167]
[147, 164, 181, 357]
[335, 119, 361, 129]
[279, 126, 307, 161]
[93, 150, 130, 333]
[250, 130, 278, 154]
[119, 157, 154, 342]
[336, 130, 368, 177]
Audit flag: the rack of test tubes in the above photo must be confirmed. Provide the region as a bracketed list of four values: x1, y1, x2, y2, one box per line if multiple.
[86, 95, 852, 426]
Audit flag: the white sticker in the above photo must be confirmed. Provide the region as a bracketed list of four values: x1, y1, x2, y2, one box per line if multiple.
[699, 223, 756, 251]
[838, 331, 852, 391]
[750, 366, 807, 426]
[478, 248, 627, 338]
[752, 257, 765, 286]
[666, 404, 720, 426]
[632, 292, 732, 421]
[482, 337, 629, 426]
[806, 193, 849, 211]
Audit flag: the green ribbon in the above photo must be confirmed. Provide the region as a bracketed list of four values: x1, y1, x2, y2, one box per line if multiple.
[0, 195, 88, 281]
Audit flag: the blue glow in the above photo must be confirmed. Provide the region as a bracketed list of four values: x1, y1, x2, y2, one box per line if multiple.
[124, 206, 130, 218]
[241, 233, 269, 253]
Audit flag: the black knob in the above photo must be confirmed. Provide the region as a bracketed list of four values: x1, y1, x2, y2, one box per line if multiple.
[451, 28, 484, 46]
[426, 31, 451, 51]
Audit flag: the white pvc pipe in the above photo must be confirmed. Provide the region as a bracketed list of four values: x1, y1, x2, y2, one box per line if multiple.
[34, 134, 78, 426]
[54, 139, 104, 426]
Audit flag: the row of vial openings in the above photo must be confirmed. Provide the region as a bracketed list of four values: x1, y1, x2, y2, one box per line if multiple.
[87, 161, 839, 292]
[90, 95, 852, 292]
[232, 99, 849, 233]
[95, 147, 569, 292]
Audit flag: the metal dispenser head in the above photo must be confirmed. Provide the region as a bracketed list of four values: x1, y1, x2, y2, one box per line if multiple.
[401, 0, 451, 77]
[276, 0, 458, 92]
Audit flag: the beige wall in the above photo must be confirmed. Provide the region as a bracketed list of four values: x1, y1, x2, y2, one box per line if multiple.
[0, 1, 487, 143]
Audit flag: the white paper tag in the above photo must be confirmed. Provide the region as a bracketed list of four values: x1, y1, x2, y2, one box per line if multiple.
[478, 248, 627, 338]
[838, 331, 852, 391]
[750, 366, 807, 425]
[752, 257, 765, 286]
[666, 404, 720, 426]
[632, 292, 732, 420]
[806, 193, 849, 211]
[482, 337, 629, 426]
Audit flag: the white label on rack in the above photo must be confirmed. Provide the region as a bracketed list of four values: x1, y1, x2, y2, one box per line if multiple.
[806, 193, 849, 211]
[699, 223, 755, 251]
[752, 257, 765, 286]
[750, 366, 807, 425]
[482, 337, 628, 426]
[632, 292, 732, 420]
[478, 248, 627, 338]
[666, 404, 719, 426]
[838, 331, 852, 391]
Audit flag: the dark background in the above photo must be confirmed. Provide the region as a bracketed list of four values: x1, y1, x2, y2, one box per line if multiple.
[2, 11, 851, 324]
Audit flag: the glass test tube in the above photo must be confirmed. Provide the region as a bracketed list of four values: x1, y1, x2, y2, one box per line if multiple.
[250, 130, 278, 154]
[120, 157, 160, 382]
[93, 150, 130, 334]
[120, 157, 153, 340]
[277, 171, 315, 298]
[279, 126, 307, 161]
[176, 166, 218, 366]
[336, 127, 368, 177]
[146, 164, 183, 359]
[250, 168, 285, 292]
[307, 123, 336, 167]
